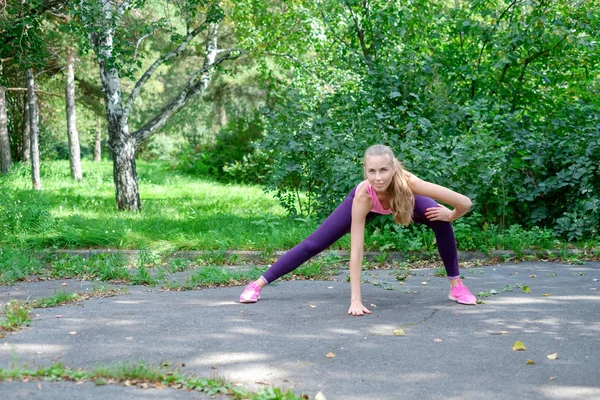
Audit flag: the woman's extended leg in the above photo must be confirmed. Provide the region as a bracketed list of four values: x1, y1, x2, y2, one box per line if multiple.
[412, 195, 476, 304]
[240, 188, 369, 302]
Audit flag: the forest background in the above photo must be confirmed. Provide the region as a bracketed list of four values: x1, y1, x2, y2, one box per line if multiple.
[1, 0, 599, 258]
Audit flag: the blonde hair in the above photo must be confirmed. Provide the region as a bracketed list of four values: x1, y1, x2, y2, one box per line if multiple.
[363, 144, 414, 226]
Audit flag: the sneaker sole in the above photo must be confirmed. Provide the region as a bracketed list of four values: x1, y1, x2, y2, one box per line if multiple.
[239, 295, 260, 304]
[448, 295, 476, 305]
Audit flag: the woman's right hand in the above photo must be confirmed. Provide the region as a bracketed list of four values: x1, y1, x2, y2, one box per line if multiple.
[348, 301, 372, 316]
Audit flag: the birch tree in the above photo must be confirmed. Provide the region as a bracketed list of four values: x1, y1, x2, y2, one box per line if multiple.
[73, 0, 241, 210]
[26, 68, 41, 190]
[0, 86, 11, 174]
[65, 45, 82, 180]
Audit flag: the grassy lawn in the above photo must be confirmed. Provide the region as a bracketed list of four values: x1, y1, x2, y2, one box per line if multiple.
[1, 160, 598, 256]
[0, 160, 325, 251]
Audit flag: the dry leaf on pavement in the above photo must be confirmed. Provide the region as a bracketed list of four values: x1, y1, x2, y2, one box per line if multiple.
[325, 352, 335, 358]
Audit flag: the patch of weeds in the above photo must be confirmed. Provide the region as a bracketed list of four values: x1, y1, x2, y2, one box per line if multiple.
[503, 285, 513, 292]
[32, 287, 128, 308]
[467, 268, 485, 275]
[0, 249, 44, 284]
[291, 257, 341, 280]
[131, 267, 158, 286]
[50, 254, 130, 282]
[566, 257, 585, 265]
[384, 284, 395, 290]
[546, 273, 557, 277]
[571, 271, 586, 276]
[477, 291, 492, 298]
[0, 300, 32, 332]
[179, 266, 263, 290]
[433, 267, 447, 277]
[198, 248, 239, 266]
[167, 258, 193, 273]
[137, 250, 162, 269]
[0, 362, 305, 399]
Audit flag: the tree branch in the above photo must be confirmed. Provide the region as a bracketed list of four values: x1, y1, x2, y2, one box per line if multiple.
[344, 0, 373, 68]
[133, 24, 243, 143]
[122, 24, 205, 123]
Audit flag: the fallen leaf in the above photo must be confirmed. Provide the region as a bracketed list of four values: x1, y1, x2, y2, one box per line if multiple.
[315, 392, 327, 400]
[549, 377, 556, 381]
[393, 329, 406, 336]
[68, 331, 77, 335]
[434, 338, 443, 342]
[370, 304, 377, 308]
[255, 381, 270, 385]
[325, 352, 335, 358]
[513, 341, 527, 351]
[490, 289, 498, 295]
[155, 382, 164, 390]
[309, 305, 316, 308]
[124, 380, 131, 387]
[327, 286, 333, 289]
[547, 352, 558, 360]
[125, 337, 133, 340]
[62, 283, 69, 286]
[543, 293, 550, 297]
[95, 378, 107, 386]
[211, 365, 218, 369]
[526, 359, 535, 365]
[55, 315, 62, 318]
[530, 275, 537, 278]
[421, 282, 427, 285]
[522, 286, 531, 293]
[37, 383, 42, 390]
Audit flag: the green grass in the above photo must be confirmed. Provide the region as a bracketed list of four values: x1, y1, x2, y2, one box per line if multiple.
[0, 362, 305, 399]
[0, 300, 32, 332]
[0, 161, 319, 251]
[1, 160, 598, 256]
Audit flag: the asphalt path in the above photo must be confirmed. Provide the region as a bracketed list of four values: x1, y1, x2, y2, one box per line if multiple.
[1, 261, 599, 400]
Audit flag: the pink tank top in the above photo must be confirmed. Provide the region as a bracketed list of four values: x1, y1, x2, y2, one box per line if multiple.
[363, 182, 392, 215]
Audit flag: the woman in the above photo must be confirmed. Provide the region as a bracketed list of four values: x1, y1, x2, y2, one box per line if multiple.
[240, 144, 477, 315]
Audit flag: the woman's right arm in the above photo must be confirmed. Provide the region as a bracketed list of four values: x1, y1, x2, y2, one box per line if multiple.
[348, 185, 373, 316]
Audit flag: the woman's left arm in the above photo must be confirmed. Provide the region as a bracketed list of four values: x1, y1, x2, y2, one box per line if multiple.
[407, 172, 472, 222]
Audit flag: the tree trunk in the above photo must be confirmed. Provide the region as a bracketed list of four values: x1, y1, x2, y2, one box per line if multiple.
[0, 86, 12, 174]
[93, 117, 102, 161]
[21, 94, 30, 163]
[218, 102, 227, 126]
[26, 68, 41, 190]
[91, 5, 140, 210]
[65, 46, 83, 181]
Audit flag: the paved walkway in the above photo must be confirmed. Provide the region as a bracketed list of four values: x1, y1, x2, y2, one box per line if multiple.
[1, 261, 599, 399]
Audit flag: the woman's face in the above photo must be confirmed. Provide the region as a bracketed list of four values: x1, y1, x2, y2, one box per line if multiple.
[364, 155, 394, 192]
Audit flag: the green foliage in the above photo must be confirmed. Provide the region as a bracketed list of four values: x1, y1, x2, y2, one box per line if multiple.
[255, 0, 600, 240]
[1, 300, 32, 331]
[0, 249, 44, 284]
[50, 254, 130, 282]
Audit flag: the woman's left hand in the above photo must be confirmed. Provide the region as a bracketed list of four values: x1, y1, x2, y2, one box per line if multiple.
[424, 204, 454, 222]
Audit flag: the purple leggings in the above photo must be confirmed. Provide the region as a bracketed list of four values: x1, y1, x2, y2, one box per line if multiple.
[261, 187, 461, 283]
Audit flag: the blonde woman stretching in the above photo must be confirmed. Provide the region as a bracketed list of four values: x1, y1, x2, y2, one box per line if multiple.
[240, 144, 477, 315]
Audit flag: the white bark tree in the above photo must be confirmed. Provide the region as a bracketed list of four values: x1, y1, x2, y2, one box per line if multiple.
[0, 86, 11, 174]
[78, 0, 241, 210]
[21, 95, 30, 163]
[26, 68, 41, 190]
[65, 46, 82, 181]
[93, 117, 102, 161]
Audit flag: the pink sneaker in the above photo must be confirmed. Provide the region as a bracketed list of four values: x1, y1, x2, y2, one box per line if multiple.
[449, 280, 476, 305]
[240, 282, 261, 303]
